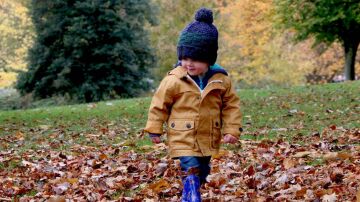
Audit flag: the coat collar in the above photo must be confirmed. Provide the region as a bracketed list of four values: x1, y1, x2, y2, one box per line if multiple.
[168, 66, 188, 79]
[168, 66, 227, 80]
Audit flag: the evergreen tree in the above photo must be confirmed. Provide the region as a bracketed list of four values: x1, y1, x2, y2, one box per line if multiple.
[16, 0, 157, 102]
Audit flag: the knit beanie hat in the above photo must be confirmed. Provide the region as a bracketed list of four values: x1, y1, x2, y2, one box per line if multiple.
[177, 8, 218, 65]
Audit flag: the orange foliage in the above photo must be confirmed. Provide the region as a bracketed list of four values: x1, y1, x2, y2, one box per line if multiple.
[216, 0, 358, 87]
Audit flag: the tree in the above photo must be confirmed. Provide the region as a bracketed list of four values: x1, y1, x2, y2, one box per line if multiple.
[217, 0, 314, 87]
[274, 0, 360, 80]
[0, 0, 33, 72]
[16, 0, 157, 102]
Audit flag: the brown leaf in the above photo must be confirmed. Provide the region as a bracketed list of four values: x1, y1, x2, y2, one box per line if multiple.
[58, 152, 67, 159]
[148, 179, 171, 194]
[314, 189, 332, 198]
[330, 172, 343, 184]
[234, 189, 245, 197]
[15, 131, 24, 141]
[337, 152, 351, 160]
[99, 153, 108, 160]
[100, 128, 108, 134]
[66, 178, 79, 185]
[245, 165, 255, 176]
[323, 152, 338, 161]
[295, 188, 307, 197]
[329, 125, 336, 130]
[246, 178, 260, 189]
[207, 174, 227, 187]
[283, 158, 298, 169]
[48, 196, 66, 202]
[212, 150, 229, 159]
[293, 151, 313, 158]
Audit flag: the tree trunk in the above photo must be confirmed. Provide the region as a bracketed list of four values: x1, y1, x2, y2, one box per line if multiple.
[343, 40, 359, 80]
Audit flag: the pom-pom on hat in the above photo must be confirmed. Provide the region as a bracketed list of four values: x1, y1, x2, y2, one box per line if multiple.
[177, 7, 218, 65]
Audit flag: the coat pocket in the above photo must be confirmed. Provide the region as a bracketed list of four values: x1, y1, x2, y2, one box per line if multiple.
[211, 119, 222, 149]
[167, 119, 195, 149]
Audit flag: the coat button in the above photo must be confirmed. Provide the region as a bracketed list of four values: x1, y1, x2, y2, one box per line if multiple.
[171, 123, 175, 128]
[186, 123, 192, 129]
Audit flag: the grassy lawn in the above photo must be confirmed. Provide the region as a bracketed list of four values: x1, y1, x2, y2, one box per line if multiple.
[1, 80, 359, 148]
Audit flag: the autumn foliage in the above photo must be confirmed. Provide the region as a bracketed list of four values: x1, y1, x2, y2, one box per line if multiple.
[0, 128, 359, 200]
[1, 81, 360, 200]
[1, 0, 359, 90]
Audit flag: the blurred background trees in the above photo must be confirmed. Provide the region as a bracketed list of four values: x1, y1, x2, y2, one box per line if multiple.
[0, 0, 33, 86]
[274, 0, 360, 81]
[15, 0, 156, 102]
[0, 0, 359, 103]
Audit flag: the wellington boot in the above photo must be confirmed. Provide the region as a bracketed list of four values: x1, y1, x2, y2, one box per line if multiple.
[181, 174, 201, 202]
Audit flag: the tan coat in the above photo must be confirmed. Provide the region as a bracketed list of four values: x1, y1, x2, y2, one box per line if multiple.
[144, 66, 242, 158]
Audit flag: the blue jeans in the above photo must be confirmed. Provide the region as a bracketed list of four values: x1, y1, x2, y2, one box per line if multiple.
[179, 156, 211, 184]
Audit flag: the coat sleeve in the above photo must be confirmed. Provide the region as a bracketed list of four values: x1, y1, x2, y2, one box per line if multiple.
[144, 76, 174, 135]
[221, 78, 242, 138]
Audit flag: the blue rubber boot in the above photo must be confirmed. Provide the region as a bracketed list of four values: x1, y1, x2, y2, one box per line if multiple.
[182, 174, 201, 202]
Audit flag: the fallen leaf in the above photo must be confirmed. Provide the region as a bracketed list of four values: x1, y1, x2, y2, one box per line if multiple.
[99, 153, 108, 160]
[212, 150, 229, 159]
[207, 174, 227, 187]
[15, 131, 24, 141]
[337, 152, 351, 160]
[148, 179, 171, 194]
[295, 188, 307, 197]
[48, 196, 66, 202]
[330, 171, 343, 184]
[323, 152, 338, 161]
[329, 125, 336, 130]
[53, 182, 70, 195]
[273, 174, 289, 186]
[100, 128, 108, 134]
[283, 158, 298, 169]
[155, 163, 168, 175]
[245, 165, 255, 176]
[322, 193, 337, 202]
[66, 178, 78, 184]
[293, 151, 313, 158]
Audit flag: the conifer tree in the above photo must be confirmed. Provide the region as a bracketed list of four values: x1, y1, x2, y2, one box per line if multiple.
[17, 0, 157, 102]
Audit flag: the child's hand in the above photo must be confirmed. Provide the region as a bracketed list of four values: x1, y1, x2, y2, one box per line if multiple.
[223, 134, 238, 144]
[150, 136, 161, 144]
[149, 133, 161, 144]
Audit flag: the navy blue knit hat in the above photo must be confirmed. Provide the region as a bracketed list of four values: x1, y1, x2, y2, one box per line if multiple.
[177, 8, 218, 65]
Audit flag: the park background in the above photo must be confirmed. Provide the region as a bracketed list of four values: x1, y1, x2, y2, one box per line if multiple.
[0, 0, 359, 201]
[0, 0, 359, 107]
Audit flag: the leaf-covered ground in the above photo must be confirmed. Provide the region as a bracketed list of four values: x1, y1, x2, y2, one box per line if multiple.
[0, 81, 359, 201]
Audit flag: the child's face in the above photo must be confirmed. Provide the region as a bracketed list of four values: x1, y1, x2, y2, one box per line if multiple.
[181, 58, 209, 76]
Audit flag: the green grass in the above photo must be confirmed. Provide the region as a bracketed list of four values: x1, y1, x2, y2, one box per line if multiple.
[0, 81, 359, 152]
[307, 158, 325, 166]
[239, 81, 360, 141]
